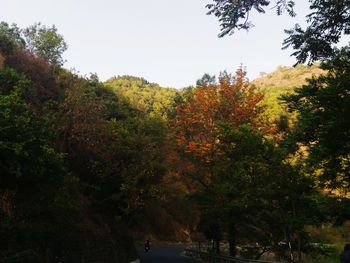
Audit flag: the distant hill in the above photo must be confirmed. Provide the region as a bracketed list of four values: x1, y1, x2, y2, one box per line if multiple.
[105, 76, 178, 119]
[252, 64, 325, 121]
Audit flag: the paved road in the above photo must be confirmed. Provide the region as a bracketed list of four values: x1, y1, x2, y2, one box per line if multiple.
[137, 244, 196, 263]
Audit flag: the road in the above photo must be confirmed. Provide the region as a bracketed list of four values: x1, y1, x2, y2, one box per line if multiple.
[137, 244, 196, 263]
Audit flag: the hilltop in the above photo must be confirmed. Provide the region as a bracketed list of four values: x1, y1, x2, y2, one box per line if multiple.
[252, 64, 325, 121]
[105, 75, 178, 119]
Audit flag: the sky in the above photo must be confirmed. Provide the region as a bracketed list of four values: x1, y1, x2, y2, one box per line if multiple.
[1, 0, 312, 88]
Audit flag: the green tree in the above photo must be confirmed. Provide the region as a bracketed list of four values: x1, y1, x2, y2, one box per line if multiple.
[0, 67, 71, 257]
[196, 73, 216, 87]
[283, 47, 350, 189]
[23, 23, 67, 66]
[209, 125, 321, 261]
[1, 21, 68, 66]
[0, 22, 25, 54]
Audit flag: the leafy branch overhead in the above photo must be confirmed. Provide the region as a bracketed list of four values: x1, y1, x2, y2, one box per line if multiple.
[207, 0, 350, 63]
[206, 0, 295, 37]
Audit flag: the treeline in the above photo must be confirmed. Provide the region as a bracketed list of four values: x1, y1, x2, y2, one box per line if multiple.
[0, 22, 169, 262]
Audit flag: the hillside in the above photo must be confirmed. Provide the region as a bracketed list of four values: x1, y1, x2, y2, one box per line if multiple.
[105, 76, 178, 119]
[252, 64, 325, 121]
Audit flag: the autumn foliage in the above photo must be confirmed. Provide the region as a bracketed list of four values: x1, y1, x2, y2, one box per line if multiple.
[173, 68, 263, 163]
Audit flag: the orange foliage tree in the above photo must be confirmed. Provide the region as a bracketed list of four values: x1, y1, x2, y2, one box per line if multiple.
[171, 67, 263, 185]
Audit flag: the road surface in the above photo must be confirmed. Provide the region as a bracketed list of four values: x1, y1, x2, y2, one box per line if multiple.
[137, 244, 196, 263]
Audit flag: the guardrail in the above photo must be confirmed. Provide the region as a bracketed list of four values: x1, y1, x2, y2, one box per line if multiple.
[184, 249, 281, 263]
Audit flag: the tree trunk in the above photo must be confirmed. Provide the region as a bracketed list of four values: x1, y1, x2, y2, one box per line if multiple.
[215, 239, 220, 254]
[297, 232, 302, 262]
[292, 200, 302, 262]
[228, 222, 236, 257]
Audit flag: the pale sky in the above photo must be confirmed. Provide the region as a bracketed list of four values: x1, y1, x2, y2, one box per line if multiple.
[1, 0, 311, 88]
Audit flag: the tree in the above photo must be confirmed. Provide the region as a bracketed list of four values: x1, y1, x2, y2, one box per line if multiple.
[0, 22, 25, 54]
[282, 46, 350, 189]
[172, 68, 264, 254]
[202, 124, 322, 261]
[283, 0, 350, 63]
[1, 21, 68, 66]
[173, 68, 263, 168]
[0, 67, 71, 257]
[196, 73, 216, 87]
[0, 68, 65, 189]
[23, 23, 67, 66]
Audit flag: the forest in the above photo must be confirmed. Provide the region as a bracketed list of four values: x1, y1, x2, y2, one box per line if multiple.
[0, 1, 350, 263]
